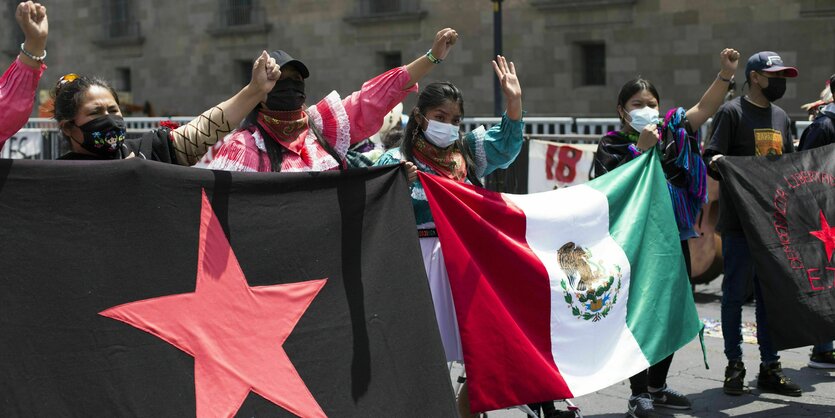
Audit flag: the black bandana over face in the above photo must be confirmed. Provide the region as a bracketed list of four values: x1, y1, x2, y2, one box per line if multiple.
[266, 79, 306, 111]
[75, 114, 127, 158]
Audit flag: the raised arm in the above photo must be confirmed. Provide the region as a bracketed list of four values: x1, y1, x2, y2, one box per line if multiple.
[1, 2, 48, 143]
[15, 1, 47, 70]
[493, 55, 522, 121]
[404, 28, 458, 88]
[329, 29, 458, 148]
[684, 48, 739, 131]
[169, 51, 279, 166]
[463, 56, 525, 178]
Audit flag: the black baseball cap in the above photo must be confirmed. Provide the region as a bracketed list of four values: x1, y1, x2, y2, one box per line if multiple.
[745, 51, 798, 80]
[269, 50, 310, 79]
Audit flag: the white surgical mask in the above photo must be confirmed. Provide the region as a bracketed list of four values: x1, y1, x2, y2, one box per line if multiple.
[421, 117, 459, 148]
[627, 107, 660, 132]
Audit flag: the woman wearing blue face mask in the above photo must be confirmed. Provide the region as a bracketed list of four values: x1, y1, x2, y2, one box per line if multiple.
[593, 48, 739, 418]
[374, 55, 524, 418]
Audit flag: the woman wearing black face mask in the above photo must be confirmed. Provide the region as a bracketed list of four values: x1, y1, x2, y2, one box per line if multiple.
[207, 28, 458, 173]
[52, 51, 280, 163]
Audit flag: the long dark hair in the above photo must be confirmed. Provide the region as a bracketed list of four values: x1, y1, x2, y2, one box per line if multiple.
[50, 75, 120, 142]
[616, 78, 660, 125]
[402, 81, 466, 162]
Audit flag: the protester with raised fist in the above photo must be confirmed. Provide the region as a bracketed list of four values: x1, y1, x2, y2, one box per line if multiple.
[207, 28, 458, 173]
[51, 51, 280, 163]
[1, 1, 48, 144]
[594, 48, 740, 418]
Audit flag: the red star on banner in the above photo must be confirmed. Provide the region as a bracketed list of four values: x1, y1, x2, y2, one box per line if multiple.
[810, 210, 835, 262]
[100, 190, 327, 418]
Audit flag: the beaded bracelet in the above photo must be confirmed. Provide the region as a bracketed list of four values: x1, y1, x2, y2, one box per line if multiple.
[19, 42, 46, 62]
[425, 50, 442, 64]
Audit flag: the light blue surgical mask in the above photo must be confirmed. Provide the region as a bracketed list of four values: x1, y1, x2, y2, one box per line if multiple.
[421, 116, 459, 148]
[627, 107, 660, 132]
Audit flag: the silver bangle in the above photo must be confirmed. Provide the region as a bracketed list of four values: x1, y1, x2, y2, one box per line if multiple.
[19, 42, 46, 62]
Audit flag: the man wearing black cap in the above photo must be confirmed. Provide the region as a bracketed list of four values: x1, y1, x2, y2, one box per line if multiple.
[703, 51, 802, 397]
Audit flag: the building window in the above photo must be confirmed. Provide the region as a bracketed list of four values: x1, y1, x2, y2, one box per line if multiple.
[223, 0, 254, 26]
[379, 51, 402, 71]
[116, 67, 132, 91]
[360, 0, 420, 16]
[799, 0, 835, 17]
[208, 0, 269, 35]
[106, 0, 139, 38]
[237, 60, 252, 86]
[579, 43, 606, 86]
[530, 0, 636, 10]
[345, 0, 426, 24]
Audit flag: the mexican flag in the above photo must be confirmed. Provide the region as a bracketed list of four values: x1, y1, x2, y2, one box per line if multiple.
[419, 148, 703, 413]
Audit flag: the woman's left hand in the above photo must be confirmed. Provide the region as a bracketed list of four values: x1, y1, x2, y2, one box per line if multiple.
[403, 161, 418, 182]
[492, 55, 521, 100]
[719, 48, 739, 79]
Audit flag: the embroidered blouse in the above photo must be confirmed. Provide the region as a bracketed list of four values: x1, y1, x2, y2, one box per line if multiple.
[375, 112, 525, 229]
[0, 58, 46, 145]
[207, 66, 417, 173]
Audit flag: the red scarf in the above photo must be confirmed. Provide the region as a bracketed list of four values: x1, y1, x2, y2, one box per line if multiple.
[256, 109, 309, 156]
[412, 137, 468, 182]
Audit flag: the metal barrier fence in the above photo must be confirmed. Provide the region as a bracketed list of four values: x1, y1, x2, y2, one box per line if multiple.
[6, 116, 815, 161]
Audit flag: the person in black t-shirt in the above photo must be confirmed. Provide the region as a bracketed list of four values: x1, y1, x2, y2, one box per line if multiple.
[703, 51, 801, 397]
[795, 74, 835, 369]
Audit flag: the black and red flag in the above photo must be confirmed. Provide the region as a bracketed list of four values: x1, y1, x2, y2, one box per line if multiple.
[717, 144, 835, 350]
[0, 159, 455, 417]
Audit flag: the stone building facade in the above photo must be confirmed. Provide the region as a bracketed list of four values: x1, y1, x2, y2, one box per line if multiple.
[3, 0, 834, 120]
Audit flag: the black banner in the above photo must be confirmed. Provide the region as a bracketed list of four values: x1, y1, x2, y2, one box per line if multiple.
[0, 159, 454, 417]
[718, 145, 835, 350]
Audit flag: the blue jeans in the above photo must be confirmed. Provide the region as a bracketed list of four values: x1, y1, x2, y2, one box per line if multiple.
[721, 233, 779, 364]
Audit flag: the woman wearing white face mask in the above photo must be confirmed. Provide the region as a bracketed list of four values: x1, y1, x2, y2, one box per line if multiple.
[593, 48, 739, 418]
[374, 55, 523, 418]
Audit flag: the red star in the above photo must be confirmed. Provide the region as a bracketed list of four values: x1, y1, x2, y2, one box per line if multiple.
[100, 190, 327, 418]
[810, 210, 835, 262]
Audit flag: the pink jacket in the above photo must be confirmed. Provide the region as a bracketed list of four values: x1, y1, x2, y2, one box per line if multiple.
[208, 66, 416, 172]
[0, 58, 45, 146]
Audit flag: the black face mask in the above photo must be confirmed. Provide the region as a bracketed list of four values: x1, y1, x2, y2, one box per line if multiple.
[761, 77, 786, 102]
[266, 79, 306, 111]
[75, 114, 126, 158]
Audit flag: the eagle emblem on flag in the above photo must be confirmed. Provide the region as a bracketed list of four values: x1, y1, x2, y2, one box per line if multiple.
[558, 242, 623, 322]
